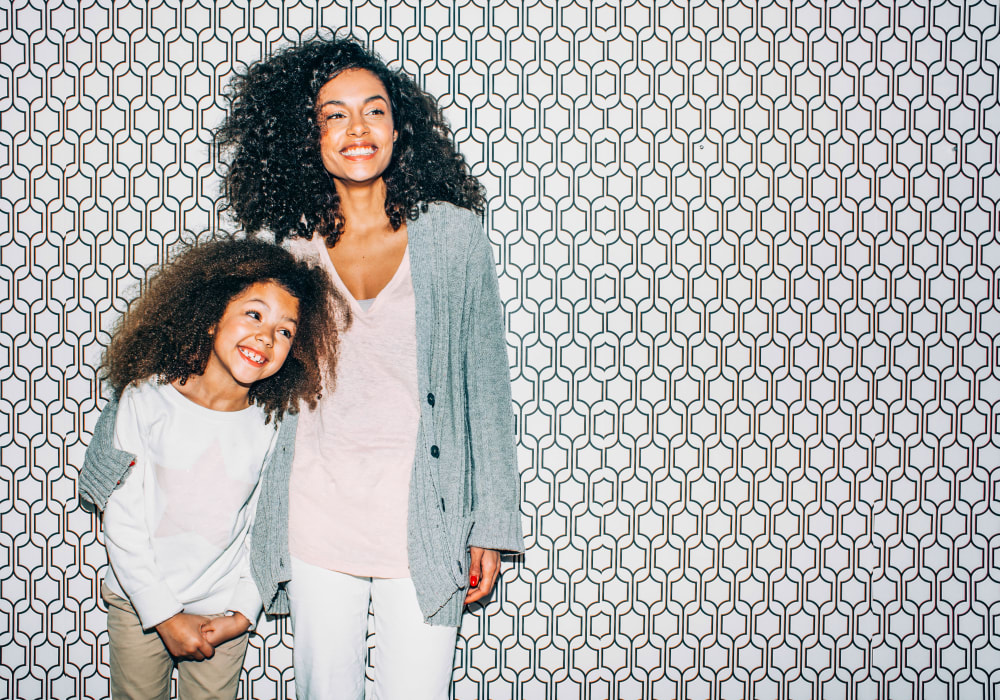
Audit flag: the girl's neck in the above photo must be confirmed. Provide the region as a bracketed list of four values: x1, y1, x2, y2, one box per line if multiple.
[171, 375, 251, 412]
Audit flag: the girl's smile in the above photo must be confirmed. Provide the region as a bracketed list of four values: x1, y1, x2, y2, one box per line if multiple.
[238, 346, 267, 366]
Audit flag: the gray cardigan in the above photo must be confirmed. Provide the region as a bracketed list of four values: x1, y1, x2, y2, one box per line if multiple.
[79, 202, 523, 627]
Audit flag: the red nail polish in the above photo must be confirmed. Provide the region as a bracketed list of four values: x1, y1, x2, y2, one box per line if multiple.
[470, 574, 479, 588]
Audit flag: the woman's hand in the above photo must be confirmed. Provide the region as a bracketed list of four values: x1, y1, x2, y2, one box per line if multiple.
[465, 547, 500, 605]
[201, 611, 251, 647]
[155, 612, 215, 660]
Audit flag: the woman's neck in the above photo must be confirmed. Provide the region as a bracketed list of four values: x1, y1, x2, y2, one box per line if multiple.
[335, 179, 390, 235]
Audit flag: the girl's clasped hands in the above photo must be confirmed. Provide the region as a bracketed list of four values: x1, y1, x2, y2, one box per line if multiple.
[155, 610, 251, 661]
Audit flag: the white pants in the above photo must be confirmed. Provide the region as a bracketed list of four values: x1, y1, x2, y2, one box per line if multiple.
[288, 557, 459, 700]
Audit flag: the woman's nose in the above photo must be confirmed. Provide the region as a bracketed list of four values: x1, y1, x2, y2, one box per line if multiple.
[347, 113, 369, 135]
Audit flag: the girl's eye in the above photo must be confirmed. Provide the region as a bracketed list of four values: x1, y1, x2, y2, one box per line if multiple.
[279, 329, 294, 339]
[246, 310, 261, 320]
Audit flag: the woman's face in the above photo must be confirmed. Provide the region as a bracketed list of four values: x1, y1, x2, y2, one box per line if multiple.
[315, 68, 397, 190]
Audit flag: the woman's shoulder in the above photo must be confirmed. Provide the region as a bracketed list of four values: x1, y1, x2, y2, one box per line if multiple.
[414, 202, 486, 251]
[419, 201, 480, 227]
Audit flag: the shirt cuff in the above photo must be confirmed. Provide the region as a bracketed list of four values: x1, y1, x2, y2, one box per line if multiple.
[228, 580, 264, 631]
[129, 582, 183, 630]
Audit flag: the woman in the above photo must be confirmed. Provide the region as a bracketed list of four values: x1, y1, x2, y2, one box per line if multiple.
[216, 36, 523, 698]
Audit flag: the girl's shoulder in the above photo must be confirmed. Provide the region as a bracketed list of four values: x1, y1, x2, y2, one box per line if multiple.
[115, 379, 179, 427]
[118, 377, 165, 404]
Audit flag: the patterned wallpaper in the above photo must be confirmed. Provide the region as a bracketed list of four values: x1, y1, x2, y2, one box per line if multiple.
[2, 1, 998, 699]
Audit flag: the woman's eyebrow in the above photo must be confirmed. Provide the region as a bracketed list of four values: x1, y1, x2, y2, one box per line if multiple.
[318, 95, 388, 108]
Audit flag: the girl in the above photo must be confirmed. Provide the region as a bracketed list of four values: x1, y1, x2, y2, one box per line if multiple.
[215, 35, 524, 699]
[79, 238, 346, 699]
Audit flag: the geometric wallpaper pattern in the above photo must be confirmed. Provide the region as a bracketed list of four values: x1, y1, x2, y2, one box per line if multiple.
[2, 2, 998, 699]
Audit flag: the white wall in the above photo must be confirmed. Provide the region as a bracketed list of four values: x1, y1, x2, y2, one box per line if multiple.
[1, 1, 997, 699]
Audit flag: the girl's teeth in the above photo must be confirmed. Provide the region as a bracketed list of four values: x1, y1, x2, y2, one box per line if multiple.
[241, 348, 264, 363]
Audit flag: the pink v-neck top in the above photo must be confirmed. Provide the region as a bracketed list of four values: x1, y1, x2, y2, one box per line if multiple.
[287, 235, 419, 578]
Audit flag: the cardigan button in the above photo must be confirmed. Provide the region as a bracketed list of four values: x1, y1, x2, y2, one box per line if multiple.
[430, 445, 440, 458]
[427, 393, 435, 406]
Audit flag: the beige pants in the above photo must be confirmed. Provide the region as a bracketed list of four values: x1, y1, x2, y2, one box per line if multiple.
[102, 583, 249, 700]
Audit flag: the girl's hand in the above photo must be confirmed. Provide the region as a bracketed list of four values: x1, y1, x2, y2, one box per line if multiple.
[155, 612, 215, 660]
[465, 547, 500, 605]
[201, 612, 251, 647]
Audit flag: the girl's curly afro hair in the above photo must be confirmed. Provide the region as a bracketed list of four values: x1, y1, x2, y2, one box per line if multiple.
[102, 237, 349, 422]
[215, 34, 486, 247]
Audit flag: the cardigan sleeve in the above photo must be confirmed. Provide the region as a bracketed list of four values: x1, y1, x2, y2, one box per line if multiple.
[78, 397, 138, 512]
[463, 226, 525, 553]
[249, 411, 297, 616]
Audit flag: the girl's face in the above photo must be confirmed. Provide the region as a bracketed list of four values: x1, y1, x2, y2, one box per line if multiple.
[204, 281, 300, 392]
[315, 68, 397, 190]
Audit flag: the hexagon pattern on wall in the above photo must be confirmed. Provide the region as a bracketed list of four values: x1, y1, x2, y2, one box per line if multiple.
[1, 1, 998, 699]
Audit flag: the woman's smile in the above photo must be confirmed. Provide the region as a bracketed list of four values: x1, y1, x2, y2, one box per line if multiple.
[340, 143, 378, 158]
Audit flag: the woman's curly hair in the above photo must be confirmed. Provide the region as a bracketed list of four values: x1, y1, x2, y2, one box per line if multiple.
[101, 237, 348, 422]
[215, 34, 485, 246]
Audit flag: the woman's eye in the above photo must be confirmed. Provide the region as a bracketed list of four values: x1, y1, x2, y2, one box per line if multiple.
[367, 108, 385, 116]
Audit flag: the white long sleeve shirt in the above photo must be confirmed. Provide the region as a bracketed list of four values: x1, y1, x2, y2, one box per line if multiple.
[103, 380, 277, 629]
